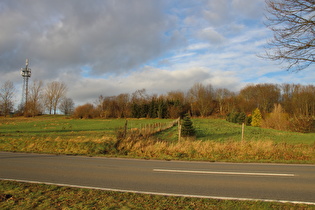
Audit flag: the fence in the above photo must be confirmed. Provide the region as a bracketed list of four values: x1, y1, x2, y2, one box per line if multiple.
[122, 118, 180, 138]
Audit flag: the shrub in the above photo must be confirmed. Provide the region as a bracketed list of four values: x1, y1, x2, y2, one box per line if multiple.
[73, 103, 98, 119]
[246, 115, 252, 126]
[227, 112, 251, 125]
[262, 104, 289, 131]
[226, 111, 239, 123]
[237, 112, 246, 124]
[289, 116, 315, 133]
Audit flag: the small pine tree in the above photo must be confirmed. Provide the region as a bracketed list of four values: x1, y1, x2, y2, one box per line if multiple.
[251, 108, 262, 127]
[237, 112, 246, 124]
[181, 114, 196, 137]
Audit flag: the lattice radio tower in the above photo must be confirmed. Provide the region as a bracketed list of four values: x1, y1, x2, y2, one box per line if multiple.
[20, 59, 31, 107]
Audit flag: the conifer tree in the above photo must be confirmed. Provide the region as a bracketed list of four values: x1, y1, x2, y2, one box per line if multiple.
[181, 114, 196, 137]
[251, 108, 262, 127]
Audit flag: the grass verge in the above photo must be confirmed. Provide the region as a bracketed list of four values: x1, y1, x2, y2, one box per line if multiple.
[1, 180, 313, 210]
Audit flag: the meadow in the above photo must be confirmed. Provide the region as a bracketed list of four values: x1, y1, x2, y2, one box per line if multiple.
[0, 116, 314, 163]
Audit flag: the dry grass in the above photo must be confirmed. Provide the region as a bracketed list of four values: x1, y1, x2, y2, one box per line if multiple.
[115, 137, 315, 163]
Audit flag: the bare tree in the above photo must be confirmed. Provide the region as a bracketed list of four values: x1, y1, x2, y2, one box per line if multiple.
[264, 0, 315, 71]
[44, 81, 67, 114]
[240, 84, 280, 114]
[0, 81, 15, 117]
[215, 88, 235, 115]
[59, 97, 74, 115]
[188, 83, 216, 117]
[25, 80, 43, 117]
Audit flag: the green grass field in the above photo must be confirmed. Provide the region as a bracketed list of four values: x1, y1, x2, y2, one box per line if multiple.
[192, 118, 315, 144]
[0, 116, 314, 163]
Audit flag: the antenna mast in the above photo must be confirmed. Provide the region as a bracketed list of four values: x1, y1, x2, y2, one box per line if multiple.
[20, 59, 31, 108]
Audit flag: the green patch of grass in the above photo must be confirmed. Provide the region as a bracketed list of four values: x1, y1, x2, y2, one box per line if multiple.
[192, 118, 315, 144]
[0, 116, 314, 163]
[1, 180, 313, 209]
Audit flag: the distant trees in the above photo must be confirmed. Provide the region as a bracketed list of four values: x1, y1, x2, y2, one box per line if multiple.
[280, 84, 315, 117]
[1, 78, 314, 133]
[239, 83, 280, 114]
[44, 81, 67, 114]
[73, 103, 97, 119]
[0, 80, 73, 116]
[72, 82, 314, 126]
[0, 81, 15, 117]
[24, 80, 43, 117]
[264, 0, 315, 71]
[215, 88, 235, 115]
[188, 83, 216, 117]
[166, 91, 188, 119]
[59, 97, 75, 115]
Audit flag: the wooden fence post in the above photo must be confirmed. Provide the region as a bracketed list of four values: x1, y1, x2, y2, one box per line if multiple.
[178, 117, 181, 143]
[124, 120, 128, 138]
[241, 123, 245, 142]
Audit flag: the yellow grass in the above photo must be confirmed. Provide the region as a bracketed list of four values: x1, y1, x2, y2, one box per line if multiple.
[116, 137, 315, 163]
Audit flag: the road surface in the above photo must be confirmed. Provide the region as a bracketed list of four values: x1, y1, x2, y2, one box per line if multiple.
[0, 152, 314, 204]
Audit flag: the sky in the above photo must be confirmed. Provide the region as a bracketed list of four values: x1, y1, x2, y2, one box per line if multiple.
[1, 0, 314, 106]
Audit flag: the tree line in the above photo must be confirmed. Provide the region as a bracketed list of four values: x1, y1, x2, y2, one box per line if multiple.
[73, 83, 315, 121]
[0, 80, 74, 117]
[1, 81, 314, 121]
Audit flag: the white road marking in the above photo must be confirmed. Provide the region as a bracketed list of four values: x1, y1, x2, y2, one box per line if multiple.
[1, 178, 314, 206]
[153, 169, 295, 177]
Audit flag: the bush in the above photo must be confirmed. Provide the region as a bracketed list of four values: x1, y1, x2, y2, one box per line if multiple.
[227, 112, 251, 125]
[73, 103, 98, 119]
[226, 112, 239, 123]
[289, 116, 315, 133]
[262, 104, 289, 131]
[237, 112, 246, 124]
[246, 115, 252, 126]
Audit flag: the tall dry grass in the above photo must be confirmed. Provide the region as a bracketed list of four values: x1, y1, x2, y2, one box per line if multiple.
[115, 136, 315, 163]
[2, 135, 314, 163]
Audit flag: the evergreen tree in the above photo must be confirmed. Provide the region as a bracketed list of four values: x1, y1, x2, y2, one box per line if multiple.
[251, 108, 262, 127]
[181, 114, 196, 137]
[237, 112, 246, 124]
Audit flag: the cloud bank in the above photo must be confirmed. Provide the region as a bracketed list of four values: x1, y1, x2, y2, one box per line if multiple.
[0, 0, 314, 105]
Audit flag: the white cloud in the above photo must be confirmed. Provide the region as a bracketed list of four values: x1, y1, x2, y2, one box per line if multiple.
[198, 28, 226, 45]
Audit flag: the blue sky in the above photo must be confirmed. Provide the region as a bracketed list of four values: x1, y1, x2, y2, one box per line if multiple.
[0, 0, 314, 105]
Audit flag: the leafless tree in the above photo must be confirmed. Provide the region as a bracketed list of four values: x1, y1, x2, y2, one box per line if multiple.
[188, 83, 216, 117]
[59, 97, 75, 115]
[0, 81, 15, 117]
[25, 80, 43, 117]
[215, 88, 235, 115]
[240, 83, 281, 114]
[264, 0, 315, 71]
[44, 81, 67, 114]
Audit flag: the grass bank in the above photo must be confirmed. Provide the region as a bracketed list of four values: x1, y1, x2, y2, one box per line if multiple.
[0, 116, 314, 163]
[1, 180, 313, 209]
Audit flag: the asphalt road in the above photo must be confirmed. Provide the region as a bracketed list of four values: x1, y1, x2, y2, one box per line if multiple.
[0, 152, 314, 204]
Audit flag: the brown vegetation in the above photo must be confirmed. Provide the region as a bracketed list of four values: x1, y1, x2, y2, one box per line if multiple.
[113, 137, 314, 163]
